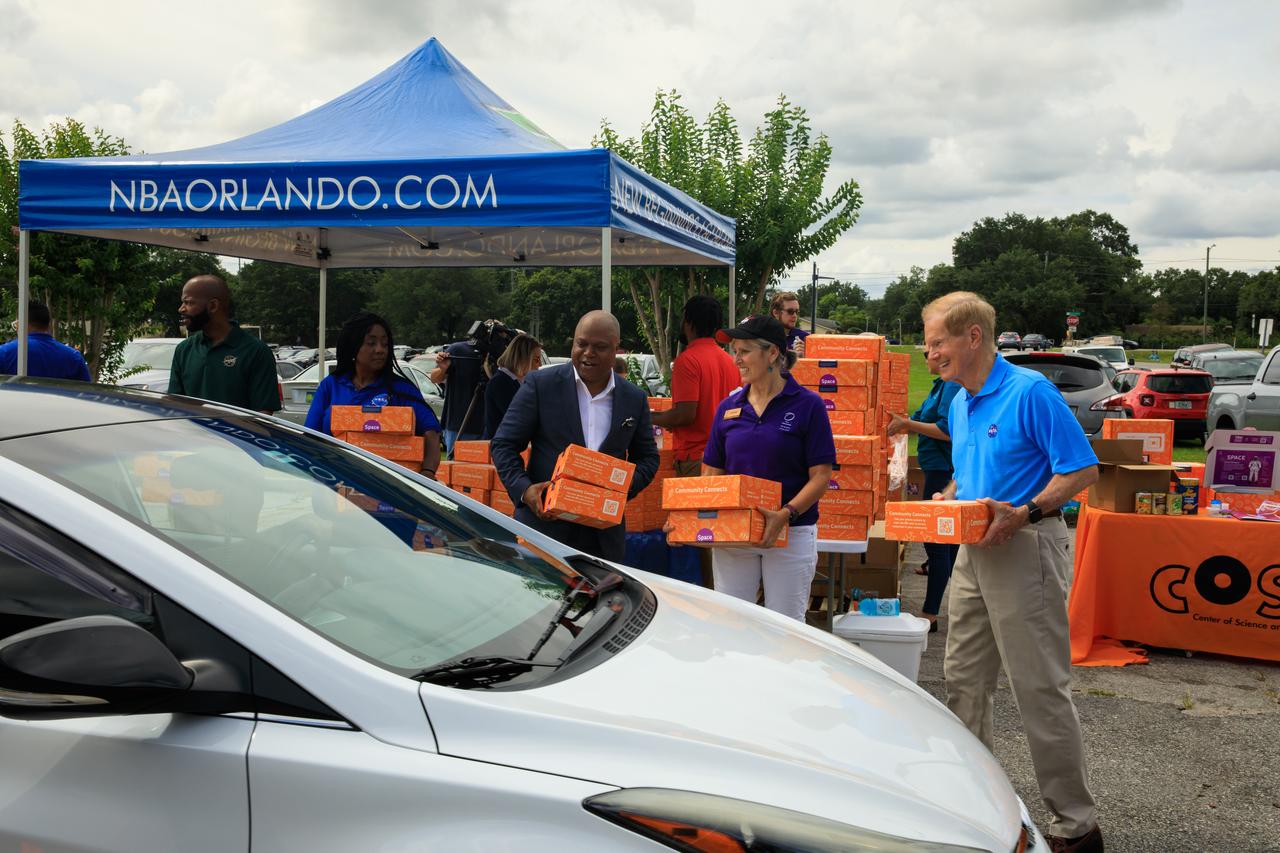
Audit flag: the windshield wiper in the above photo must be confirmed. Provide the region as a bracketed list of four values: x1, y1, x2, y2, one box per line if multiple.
[412, 655, 558, 688]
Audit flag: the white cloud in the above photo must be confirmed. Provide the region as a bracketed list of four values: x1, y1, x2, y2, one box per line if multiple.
[1164, 92, 1280, 174]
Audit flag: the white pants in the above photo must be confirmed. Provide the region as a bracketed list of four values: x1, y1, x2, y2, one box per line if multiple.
[712, 524, 818, 621]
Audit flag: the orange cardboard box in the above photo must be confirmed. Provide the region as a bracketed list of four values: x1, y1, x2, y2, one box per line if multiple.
[662, 474, 781, 511]
[625, 511, 648, 532]
[829, 463, 876, 492]
[666, 508, 789, 547]
[449, 462, 495, 491]
[435, 460, 455, 486]
[805, 335, 886, 362]
[817, 513, 870, 541]
[821, 487, 875, 516]
[552, 444, 636, 494]
[452, 485, 491, 505]
[490, 490, 516, 516]
[452, 440, 491, 464]
[644, 508, 669, 531]
[1101, 418, 1174, 466]
[886, 352, 911, 387]
[653, 425, 670, 451]
[330, 405, 415, 435]
[827, 409, 873, 435]
[140, 477, 172, 502]
[812, 385, 872, 412]
[833, 435, 881, 466]
[339, 431, 424, 463]
[790, 358, 874, 389]
[884, 500, 991, 544]
[543, 478, 626, 528]
[649, 397, 673, 412]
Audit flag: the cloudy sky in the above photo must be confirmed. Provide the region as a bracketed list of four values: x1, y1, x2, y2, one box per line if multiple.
[2, 0, 1277, 295]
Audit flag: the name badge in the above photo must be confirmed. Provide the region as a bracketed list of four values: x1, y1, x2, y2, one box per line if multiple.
[723, 407, 742, 420]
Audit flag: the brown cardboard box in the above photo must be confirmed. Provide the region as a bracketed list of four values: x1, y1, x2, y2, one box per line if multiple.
[1088, 438, 1179, 511]
[904, 455, 926, 501]
[846, 565, 899, 599]
[860, 521, 902, 569]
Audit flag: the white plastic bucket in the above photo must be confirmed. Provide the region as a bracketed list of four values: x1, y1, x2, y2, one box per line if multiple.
[833, 612, 931, 682]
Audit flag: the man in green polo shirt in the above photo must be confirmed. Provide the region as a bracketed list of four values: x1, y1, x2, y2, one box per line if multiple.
[169, 275, 279, 414]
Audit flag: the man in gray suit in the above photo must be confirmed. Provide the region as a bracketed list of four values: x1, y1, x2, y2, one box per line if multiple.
[491, 310, 660, 562]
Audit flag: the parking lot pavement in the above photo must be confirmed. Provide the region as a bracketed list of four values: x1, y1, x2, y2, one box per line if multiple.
[898, 537, 1280, 852]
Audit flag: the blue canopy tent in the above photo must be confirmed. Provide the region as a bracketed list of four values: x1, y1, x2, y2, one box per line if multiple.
[13, 38, 736, 374]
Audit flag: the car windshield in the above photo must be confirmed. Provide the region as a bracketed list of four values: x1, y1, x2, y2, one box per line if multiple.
[1014, 360, 1105, 391]
[1201, 355, 1263, 383]
[1147, 374, 1213, 394]
[3, 416, 587, 680]
[122, 341, 178, 371]
[1079, 347, 1125, 363]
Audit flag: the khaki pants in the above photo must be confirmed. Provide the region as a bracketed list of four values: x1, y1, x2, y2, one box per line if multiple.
[673, 458, 714, 587]
[945, 516, 1098, 838]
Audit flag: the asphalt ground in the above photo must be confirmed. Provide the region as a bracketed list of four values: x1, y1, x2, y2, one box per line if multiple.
[897, 534, 1280, 852]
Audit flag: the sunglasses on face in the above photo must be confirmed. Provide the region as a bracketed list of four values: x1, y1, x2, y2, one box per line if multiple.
[779, 308, 799, 316]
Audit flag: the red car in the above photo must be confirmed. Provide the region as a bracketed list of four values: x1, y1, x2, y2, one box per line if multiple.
[1104, 368, 1213, 440]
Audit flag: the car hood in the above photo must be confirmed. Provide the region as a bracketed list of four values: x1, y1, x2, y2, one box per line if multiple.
[420, 573, 1021, 851]
[119, 368, 170, 391]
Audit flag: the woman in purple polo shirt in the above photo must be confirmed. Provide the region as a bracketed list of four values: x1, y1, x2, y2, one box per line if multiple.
[701, 315, 836, 621]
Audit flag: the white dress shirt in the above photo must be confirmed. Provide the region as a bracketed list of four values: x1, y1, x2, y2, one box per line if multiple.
[573, 367, 615, 451]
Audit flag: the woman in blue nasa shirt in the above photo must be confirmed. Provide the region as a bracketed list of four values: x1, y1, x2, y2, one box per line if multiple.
[305, 312, 442, 478]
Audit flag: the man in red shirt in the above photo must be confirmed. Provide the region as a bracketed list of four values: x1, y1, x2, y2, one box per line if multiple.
[652, 295, 740, 584]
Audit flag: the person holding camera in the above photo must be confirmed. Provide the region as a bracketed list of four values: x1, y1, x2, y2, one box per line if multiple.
[483, 332, 542, 439]
[306, 311, 441, 478]
[429, 338, 483, 454]
[491, 311, 659, 562]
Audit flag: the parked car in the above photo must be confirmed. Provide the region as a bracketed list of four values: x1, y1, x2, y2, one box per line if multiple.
[1172, 342, 1232, 366]
[1063, 344, 1131, 372]
[1005, 351, 1121, 436]
[1021, 333, 1050, 351]
[1206, 345, 1280, 433]
[0, 380, 1041, 852]
[1189, 349, 1263, 386]
[996, 331, 1022, 351]
[618, 353, 669, 396]
[1106, 368, 1213, 440]
[275, 360, 305, 381]
[117, 337, 184, 392]
[278, 359, 444, 426]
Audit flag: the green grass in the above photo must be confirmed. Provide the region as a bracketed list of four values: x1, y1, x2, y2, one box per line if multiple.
[888, 345, 1207, 464]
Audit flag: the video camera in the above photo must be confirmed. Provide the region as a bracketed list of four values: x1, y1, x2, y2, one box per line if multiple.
[466, 318, 518, 373]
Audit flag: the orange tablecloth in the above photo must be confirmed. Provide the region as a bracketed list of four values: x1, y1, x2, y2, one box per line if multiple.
[1069, 506, 1280, 666]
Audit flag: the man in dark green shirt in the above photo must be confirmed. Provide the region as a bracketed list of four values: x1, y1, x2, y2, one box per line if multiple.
[169, 275, 279, 414]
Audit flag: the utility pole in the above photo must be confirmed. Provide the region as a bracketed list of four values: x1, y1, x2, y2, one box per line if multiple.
[1202, 244, 1215, 343]
[811, 262, 835, 333]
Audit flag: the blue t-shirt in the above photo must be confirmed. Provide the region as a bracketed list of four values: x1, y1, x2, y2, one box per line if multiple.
[703, 374, 837, 526]
[913, 377, 962, 472]
[0, 332, 91, 381]
[949, 355, 1097, 507]
[305, 372, 441, 436]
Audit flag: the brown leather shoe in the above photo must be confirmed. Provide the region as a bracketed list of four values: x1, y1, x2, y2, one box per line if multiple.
[1045, 825, 1104, 853]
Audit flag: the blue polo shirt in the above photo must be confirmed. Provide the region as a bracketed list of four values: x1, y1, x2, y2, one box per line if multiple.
[703, 374, 837, 525]
[305, 372, 441, 436]
[913, 377, 962, 472]
[0, 332, 91, 381]
[949, 354, 1097, 507]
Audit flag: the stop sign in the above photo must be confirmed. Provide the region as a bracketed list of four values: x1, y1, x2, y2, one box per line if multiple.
[1067, 316, 1079, 327]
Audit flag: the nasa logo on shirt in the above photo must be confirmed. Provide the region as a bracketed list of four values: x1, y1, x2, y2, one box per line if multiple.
[222, 355, 237, 368]
[987, 423, 998, 438]
[371, 393, 390, 407]
[779, 411, 797, 433]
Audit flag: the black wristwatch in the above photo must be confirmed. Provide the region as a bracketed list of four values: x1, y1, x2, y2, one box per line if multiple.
[1024, 500, 1044, 524]
[783, 503, 799, 525]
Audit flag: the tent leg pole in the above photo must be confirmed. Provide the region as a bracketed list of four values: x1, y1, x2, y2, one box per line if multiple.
[318, 266, 328, 366]
[601, 227, 612, 313]
[728, 265, 736, 326]
[16, 231, 29, 377]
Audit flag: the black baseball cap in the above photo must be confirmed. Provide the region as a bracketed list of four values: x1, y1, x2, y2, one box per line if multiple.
[716, 315, 788, 352]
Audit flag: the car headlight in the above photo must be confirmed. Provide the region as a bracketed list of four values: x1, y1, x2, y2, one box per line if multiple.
[584, 788, 998, 852]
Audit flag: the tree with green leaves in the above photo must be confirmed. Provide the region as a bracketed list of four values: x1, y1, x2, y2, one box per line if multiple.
[368, 268, 509, 347]
[145, 250, 233, 336]
[0, 118, 165, 380]
[233, 262, 377, 346]
[595, 91, 861, 371]
[508, 268, 640, 356]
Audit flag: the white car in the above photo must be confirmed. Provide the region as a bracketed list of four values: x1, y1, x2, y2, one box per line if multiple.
[0, 380, 1039, 852]
[117, 336, 185, 392]
[1063, 344, 1131, 373]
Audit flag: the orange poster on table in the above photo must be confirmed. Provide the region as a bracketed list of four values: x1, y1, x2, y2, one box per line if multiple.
[1101, 419, 1174, 465]
[1069, 507, 1280, 666]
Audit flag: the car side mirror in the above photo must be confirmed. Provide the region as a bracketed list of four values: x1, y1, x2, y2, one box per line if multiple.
[0, 615, 192, 719]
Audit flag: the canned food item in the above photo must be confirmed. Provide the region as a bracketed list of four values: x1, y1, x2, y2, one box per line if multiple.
[1135, 492, 1153, 514]
[1168, 493, 1183, 515]
[1152, 493, 1166, 515]
[1177, 477, 1199, 515]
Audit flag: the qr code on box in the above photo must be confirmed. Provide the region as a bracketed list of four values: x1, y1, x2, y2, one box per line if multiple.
[936, 517, 955, 537]
[610, 470, 627, 486]
[603, 499, 620, 516]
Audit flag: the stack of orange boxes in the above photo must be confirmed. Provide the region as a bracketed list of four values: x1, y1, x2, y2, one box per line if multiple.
[331, 405, 423, 468]
[543, 445, 635, 528]
[797, 334, 901, 538]
[662, 474, 787, 547]
[625, 449, 675, 532]
[440, 439, 497, 505]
